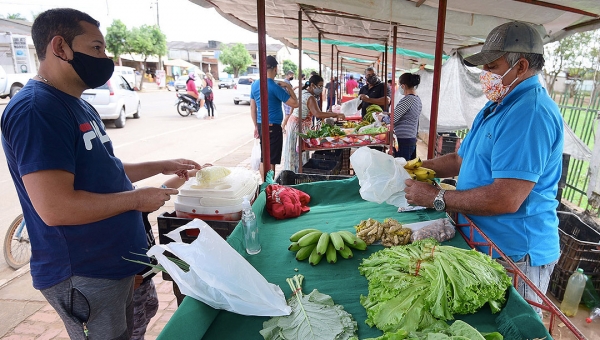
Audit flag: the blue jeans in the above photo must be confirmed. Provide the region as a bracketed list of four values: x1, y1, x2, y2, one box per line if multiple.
[394, 138, 417, 160]
[496, 255, 557, 318]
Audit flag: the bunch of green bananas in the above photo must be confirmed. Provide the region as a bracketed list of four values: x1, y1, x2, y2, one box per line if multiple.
[288, 229, 367, 266]
[404, 157, 436, 184]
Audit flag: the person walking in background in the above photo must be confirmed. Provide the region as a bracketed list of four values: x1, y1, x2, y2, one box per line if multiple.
[282, 74, 345, 172]
[404, 21, 563, 317]
[283, 70, 295, 117]
[358, 76, 365, 89]
[0, 8, 201, 339]
[346, 75, 358, 95]
[325, 76, 339, 111]
[204, 73, 215, 119]
[250, 56, 299, 177]
[393, 73, 422, 160]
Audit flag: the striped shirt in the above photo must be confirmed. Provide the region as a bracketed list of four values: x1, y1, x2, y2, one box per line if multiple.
[393, 94, 422, 139]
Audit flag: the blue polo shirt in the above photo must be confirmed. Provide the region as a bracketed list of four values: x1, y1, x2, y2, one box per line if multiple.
[456, 75, 563, 266]
[250, 78, 290, 125]
[1, 80, 147, 289]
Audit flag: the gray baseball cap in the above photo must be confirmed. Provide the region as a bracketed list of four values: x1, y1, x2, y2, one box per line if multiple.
[464, 21, 544, 66]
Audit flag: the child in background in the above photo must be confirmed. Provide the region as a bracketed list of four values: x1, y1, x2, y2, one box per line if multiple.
[132, 165, 210, 339]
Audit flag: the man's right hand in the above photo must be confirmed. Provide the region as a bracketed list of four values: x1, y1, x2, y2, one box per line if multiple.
[135, 187, 179, 212]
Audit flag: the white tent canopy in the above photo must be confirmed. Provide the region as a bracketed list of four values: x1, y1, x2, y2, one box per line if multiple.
[190, 0, 600, 69]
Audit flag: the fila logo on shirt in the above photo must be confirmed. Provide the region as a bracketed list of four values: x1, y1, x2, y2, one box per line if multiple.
[79, 121, 110, 150]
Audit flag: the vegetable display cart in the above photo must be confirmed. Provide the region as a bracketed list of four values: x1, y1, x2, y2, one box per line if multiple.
[156, 176, 585, 339]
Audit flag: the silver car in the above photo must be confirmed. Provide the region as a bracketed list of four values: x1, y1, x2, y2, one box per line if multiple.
[82, 74, 141, 128]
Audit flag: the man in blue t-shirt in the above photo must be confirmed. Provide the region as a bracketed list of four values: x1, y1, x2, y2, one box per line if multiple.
[403, 22, 563, 315]
[0, 9, 201, 339]
[250, 55, 298, 176]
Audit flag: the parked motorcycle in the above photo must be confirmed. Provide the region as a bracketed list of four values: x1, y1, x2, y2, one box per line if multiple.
[175, 92, 200, 117]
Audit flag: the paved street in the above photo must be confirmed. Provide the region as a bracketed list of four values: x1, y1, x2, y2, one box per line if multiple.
[0, 83, 256, 338]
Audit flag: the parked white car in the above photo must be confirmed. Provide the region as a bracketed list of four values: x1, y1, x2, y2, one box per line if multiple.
[113, 66, 136, 88]
[233, 76, 257, 105]
[82, 74, 140, 128]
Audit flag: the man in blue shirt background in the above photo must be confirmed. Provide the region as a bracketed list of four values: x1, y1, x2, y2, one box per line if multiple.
[403, 21, 563, 317]
[250, 55, 298, 176]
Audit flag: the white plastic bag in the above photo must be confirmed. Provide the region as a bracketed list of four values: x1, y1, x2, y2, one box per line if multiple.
[341, 98, 360, 116]
[147, 220, 291, 316]
[250, 139, 261, 171]
[350, 146, 411, 208]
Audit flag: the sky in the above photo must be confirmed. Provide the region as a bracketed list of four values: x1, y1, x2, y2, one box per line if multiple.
[0, 0, 280, 44]
[0, 0, 320, 69]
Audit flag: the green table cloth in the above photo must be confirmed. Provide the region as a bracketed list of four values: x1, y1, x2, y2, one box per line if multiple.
[157, 177, 546, 340]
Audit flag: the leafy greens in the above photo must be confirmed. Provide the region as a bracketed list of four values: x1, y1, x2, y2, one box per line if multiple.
[260, 274, 358, 340]
[359, 239, 511, 334]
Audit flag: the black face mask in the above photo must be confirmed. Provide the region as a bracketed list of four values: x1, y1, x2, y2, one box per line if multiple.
[289, 76, 294, 81]
[367, 75, 379, 85]
[56, 48, 115, 89]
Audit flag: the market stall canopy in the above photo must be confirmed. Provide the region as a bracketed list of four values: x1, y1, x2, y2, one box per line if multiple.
[164, 58, 202, 69]
[189, 0, 600, 68]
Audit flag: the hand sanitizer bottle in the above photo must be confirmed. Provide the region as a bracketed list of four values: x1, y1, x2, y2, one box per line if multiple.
[241, 196, 261, 255]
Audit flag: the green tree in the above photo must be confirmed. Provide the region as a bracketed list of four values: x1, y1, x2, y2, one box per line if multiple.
[105, 20, 130, 63]
[219, 43, 252, 77]
[544, 31, 592, 93]
[5, 13, 26, 20]
[128, 25, 166, 90]
[282, 59, 297, 76]
[300, 68, 318, 79]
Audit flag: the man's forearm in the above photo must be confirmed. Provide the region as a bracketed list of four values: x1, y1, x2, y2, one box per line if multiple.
[421, 153, 462, 178]
[124, 161, 164, 183]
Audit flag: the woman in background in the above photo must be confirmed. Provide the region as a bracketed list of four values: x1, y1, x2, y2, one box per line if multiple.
[393, 73, 422, 160]
[282, 74, 345, 172]
[204, 73, 215, 119]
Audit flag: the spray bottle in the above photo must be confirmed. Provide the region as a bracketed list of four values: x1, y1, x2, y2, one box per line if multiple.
[241, 196, 261, 255]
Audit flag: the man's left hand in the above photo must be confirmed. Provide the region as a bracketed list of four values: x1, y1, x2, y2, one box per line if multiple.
[161, 159, 202, 179]
[404, 179, 439, 208]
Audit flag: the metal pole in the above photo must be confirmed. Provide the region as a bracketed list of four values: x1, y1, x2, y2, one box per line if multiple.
[257, 0, 270, 177]
[298, 9, 303, 173]
[383, 41, 388, 111]
[330, 45, 334, 111]
[337, 50, 340, 107]
[390, 26, 398, 152]
[427, 0, 447, 159]
[318, 32, 322, 75]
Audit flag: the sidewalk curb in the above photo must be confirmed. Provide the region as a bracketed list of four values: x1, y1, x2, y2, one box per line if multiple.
[0, 265, 30, 289]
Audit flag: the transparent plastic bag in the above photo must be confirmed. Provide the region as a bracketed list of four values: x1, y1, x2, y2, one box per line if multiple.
[350, 146, 411, 207]
[250, 139, 261, 171]
[341, 98, 360, 116]
[147, 220, 291, 316]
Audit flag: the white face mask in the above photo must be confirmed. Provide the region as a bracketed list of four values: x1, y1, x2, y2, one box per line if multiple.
[479, 62, 519, 102]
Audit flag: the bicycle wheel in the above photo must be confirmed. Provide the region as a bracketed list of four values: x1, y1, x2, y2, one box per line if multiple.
[3, 214, 31, 269]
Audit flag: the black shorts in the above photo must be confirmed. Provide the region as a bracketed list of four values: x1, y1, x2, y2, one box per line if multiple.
[257, 123, 283, 165]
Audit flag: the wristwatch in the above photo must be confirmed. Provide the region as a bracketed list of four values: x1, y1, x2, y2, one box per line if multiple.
[433, 189, 446, 211]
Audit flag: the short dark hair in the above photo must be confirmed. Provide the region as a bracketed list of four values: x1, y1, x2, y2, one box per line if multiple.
[399, 72, 421, 89]
[32, 8, 99, 60]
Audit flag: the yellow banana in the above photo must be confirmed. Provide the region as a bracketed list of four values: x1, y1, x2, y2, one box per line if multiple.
[290, 228, 320, 242]
[295, 244, 316, 261]
[316, 232, 330, 256]
[413, 167, 436, 181]
[330, 232, 345, 251]
[404, 157, 422, 169]
[297, 231, 323, 247]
